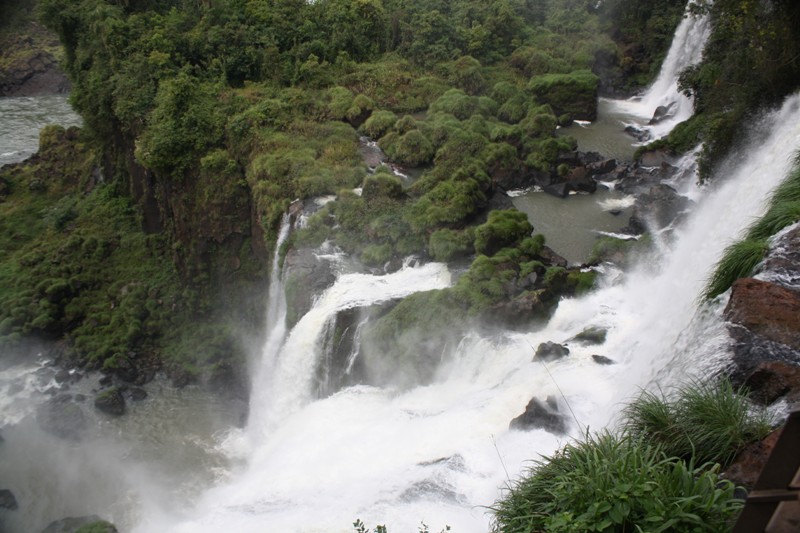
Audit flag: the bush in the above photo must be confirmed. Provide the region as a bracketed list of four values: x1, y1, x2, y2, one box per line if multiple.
[428, 228, 474, 262]
[362, 172, 404, 200]
[386, 130, 434, 167]
[361, 110, 397, 138]
[623, 379, 772, 467]
[474, 210, 533, 256]
[492, 432, 742, 533]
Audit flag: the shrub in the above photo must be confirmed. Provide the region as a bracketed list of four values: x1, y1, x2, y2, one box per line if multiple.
[362, 172, 404, 200]
[492, 432, 742, 533]
[474, 210, 533, 256]
[428, 228, 474, 262]
[386, 130, 434, 167]
[623, 379, 773, 467]
[361, 110, 398, 139]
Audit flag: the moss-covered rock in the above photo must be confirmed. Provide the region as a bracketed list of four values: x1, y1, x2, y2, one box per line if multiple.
[527, 70, 599, 121]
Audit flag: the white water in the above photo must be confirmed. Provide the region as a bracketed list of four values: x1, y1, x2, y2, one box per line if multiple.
[609, 2, 712, 141]
[135, 93, 800, 533]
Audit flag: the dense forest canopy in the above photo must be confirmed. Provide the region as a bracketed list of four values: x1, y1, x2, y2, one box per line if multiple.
[4, 0, 798, 387]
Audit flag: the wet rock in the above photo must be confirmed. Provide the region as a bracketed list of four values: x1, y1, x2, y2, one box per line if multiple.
[533, 341, 570, 362]
[624, 125, 650, 143]
[41, 516, 116, 533]
[592, 355, 616, 365]
[565, 166, 597, 194]
[36, 394, 87, 441]
[628, 183, 691, 233]
[510, 395, 568, 434]
[538, 246, 569, 268]
[742, 361, 800, 406]
[586, 158, 618, 176]
[94, 387, 125, 416]
[756, 224, 800, 288]
[648, 102, 676, 125]
[0, 489, 18, 510]
[722, 428, 781, 489]
[542, 181, 569, 198]
[572, 327, 607, 345]
[725, 279, 800, 351]
[283, 247, 337, 328]
[488, 289, 557, 329]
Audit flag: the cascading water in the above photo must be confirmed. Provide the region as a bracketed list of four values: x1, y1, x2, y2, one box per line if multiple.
[139, 93, 800, 533]
[609, 1, 712, 141]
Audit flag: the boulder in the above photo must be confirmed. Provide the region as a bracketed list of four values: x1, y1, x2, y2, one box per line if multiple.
[592, 355, 616, 365]
[538, 246, 569, 268]
[94, 387, 125, 416]
[36, 394, 87, 441]
[725, 278, 800, 351]
[542, 181, 569, 198]
[571, 327, 607, 345]
[0, 489, 18, 510]
[565, 166, 597, 194]
[757, 224, 800, 287]
[586, 158, 617, 176]
[648, 102, 676, 125]
[742, 361, 800, 405]
[624, 125, 650, 143]
[638, 149, 673, 168]
[533, 341, 570, 362]
[510, 395, 568, 434]
[487, 289, 556, 329]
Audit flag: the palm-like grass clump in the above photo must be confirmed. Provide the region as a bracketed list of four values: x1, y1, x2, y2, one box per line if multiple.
[623, 379, 773, 467]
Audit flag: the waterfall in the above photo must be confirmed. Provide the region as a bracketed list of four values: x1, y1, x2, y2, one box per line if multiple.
[146, 93, 800, 533]
[612, 1, 712, 141]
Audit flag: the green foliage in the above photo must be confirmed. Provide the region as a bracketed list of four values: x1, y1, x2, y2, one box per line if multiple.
[623, 379, 773, 468]
[474, 210, 533, 256]
[527, 70, 599, 120]
[383, 129, 435, 167]
[361, 110, 398, 138]
[428, 228, 475, 262]
[74, 521, 117, 533]
[703, 239, 769, 299]
[492, 431, 742, 533]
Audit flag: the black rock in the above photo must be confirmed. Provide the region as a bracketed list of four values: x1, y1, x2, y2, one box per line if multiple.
[543, 181, 569, 198]
[648, 102, 676, 125]
[510, 395, 568, 434]
[533, 341, 570, 362]
[36, 394, 88, 441]
[0, 489, 18, 510]
[572, 327, 607, 345]
[592, 355, 616, 365]
[94, 387, 125, 416]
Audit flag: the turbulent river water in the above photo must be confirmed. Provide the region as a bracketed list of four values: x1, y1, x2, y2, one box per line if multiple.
[3, 6, 800, 532]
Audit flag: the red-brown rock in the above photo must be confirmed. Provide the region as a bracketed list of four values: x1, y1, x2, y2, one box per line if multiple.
[743, 361, 800, 405]
[724, 278, 800, 351]
[722, 428, 781, 489]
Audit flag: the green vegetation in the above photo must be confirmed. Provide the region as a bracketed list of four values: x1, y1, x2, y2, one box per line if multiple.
[492, 431, 742, 533]
[493, 379, 770, 532]
[704, 154, 800, 299]
[75, 522, 117, 533]
[623, 380, 772, 467]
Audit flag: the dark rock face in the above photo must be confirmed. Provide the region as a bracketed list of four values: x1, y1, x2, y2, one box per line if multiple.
[36, 394, 88, 441]
[757, 224, 800, 288]
[533, 341, 570, 362]
[283, 247, 337, 328]
[591, 354, 615, 365]
[742, 361, 800, 405]
[510, 395, 567, 434]
[0, 489, 18, 510]
[94, 387, 126, 416]
[725, 278, 800, 351]
[648, 102, 676, 125]
[315, 307, 368, 398]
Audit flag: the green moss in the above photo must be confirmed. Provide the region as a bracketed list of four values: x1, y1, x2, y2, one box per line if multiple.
[360, 110, 398, 138]
[474, 210, 533, 256]
[527, 70, 599, 121]
[428, 228, 475, 262]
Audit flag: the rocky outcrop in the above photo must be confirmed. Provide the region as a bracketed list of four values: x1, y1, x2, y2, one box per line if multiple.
[0, 22, 70, 96]
[510, 395, 568, 434]
[283, 246, 337, 328]
[722, 428, 782, 489]
[741, 361, 800, 406]
[628, 183, 691, 233]
[533, 341, 570, 362]
[94, 387, 125, 416]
